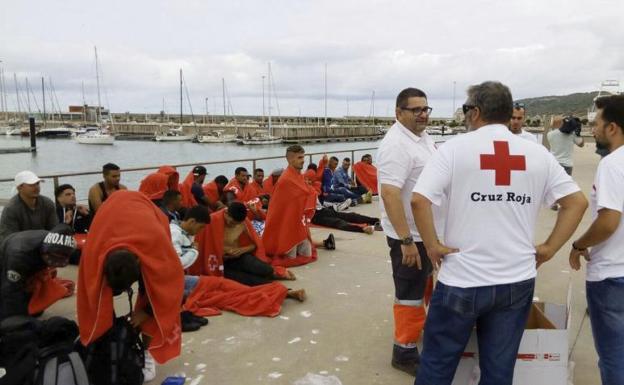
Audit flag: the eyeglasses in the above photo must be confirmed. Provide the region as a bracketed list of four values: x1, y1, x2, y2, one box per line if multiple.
[513, 102, 525, 109]
[462, 104, 477, 114]
[401, 106, 433, 116]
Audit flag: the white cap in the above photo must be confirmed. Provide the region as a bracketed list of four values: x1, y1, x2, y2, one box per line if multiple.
[14, 170, 43, 186]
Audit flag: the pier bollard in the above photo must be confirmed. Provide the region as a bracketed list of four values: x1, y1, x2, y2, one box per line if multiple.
[29, 118, 37, 152]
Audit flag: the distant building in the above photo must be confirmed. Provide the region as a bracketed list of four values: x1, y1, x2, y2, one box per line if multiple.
[453, 108, 464, 122]
[68, 105, 109, 122]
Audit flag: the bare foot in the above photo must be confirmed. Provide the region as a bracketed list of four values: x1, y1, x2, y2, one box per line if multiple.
[363, 226, 374, 235]
[284, 269, 297, 280]
[287, 289, 307, 302]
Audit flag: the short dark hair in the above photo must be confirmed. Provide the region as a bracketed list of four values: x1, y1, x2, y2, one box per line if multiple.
[215, 175, 228, 185]
[286, 145, 305, 155]
[104, 249, 140, 292]
[227, 202, 247, 222]
[235, 167, 248, 176]
[595, 95, 624, 134]
[361, 154, 372, 161]
[396, 88, 427, 109]
[55, 184, 75, 198]
[466, 81, 513, 124]
[343, 157, 351, 162]
[102, 163, 120, 174]
[184, 205, 210, 224]
[329, 156, 339, 162]
[162, 190, 181, 205]
[254, 168, 264, 175]
[307, 163, 318, 171]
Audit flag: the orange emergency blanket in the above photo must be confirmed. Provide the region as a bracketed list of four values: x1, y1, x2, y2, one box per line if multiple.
[352, 161, 378, 194]
[27, 268, 73, 315]
[77, 191, 184, 364]
[263, 166, 317, 267]
[138, 166, 179, 201]
[202, 180, 221, 205]
[179, 170, 199, 208]
[224, 178, 255, 202]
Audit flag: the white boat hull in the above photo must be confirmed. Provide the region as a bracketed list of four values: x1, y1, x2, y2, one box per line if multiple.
[197, 135, 238, 143]
[240, 138, 283, 145]
[154, 135, 194, 142]
[75, 135, 115, 145]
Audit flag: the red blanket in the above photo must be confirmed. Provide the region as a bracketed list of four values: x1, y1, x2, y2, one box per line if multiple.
[263, 166, 317, 267]
[353, 161, 378, 194]
[139, 166, 179, 201]
[202, 180, 221, 205]
[183, 276, 288, 317]
[224, 178, 255, 202]
[179, 170, 198, 208]
[77, 191, 184, 364]
[247, 180, 266, 199]
[263, 175, 279, 196]
[27, 268, 73, 315]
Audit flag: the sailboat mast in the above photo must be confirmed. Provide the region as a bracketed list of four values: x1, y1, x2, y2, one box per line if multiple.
[41, 77, 46, 127]
[1, 67, 7, 122]
[95, 46, 102, 125]
[267, 62, 272, 134]
[13, 73, 21, 119]
[324, 63, 327, 128]
[222, 78, 226, 119]
[81, 81, 86, 122]
[25, 78, 32, 117]
[179, 69, 183, 125]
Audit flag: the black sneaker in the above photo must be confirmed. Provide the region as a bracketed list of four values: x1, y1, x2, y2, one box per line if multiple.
[391, 344, 421, 376]
[391, 359, 420, 376]
[181, 311, 202, 332]
[190, 314, 209, 326]
[324, 233, 336, 250]
[373, 222, 383, 231]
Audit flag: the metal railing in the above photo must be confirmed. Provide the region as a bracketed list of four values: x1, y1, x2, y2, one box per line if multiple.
[0, 146, 379, 204]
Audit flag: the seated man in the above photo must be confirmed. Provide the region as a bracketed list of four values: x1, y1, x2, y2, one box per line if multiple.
[88, 163, 127, 215]
[263, 145, 318, 264]
[55, 184, 91, 234]
[203, 175, 228, 210]
[224, 167, 255, 202]
[0, 170, 58, 244]
[306, 166, 349, 205]
[169, 205, 211, 331]
[331, 157, 371, 203]
[0, 224, 77, 321]
[160, 190, 184, 223]
[247, 168, 267, 198]
[77, 190, 185, 381]
[138, 165, 179, 206]
[352, 154, 379, 195]
[263, 168, 283, 196]
[179, 166, 219, 210]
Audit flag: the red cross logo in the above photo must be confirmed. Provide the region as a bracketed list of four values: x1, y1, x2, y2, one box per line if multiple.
[480, 141, 526, 186]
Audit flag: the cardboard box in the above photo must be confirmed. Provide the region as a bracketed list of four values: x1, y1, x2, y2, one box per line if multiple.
[452, 286, 571, 385]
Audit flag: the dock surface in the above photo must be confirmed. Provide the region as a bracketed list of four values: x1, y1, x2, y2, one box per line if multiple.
[46, 143, 603, 384]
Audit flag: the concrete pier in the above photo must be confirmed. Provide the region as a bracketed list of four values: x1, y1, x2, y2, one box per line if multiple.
[34, 143, 603, 384]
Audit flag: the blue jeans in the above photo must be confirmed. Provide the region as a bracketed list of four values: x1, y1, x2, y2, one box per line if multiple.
[415, 278, 535, 385]
[184, 275, 199, 297]
[587, 277, 624, 385]
[332, 186, 362, 200]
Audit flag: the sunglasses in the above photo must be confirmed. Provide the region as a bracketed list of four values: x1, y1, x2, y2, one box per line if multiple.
[401, 106, 433, 116]
[514, 102, 525, 109]
[462, 104, 477, 114]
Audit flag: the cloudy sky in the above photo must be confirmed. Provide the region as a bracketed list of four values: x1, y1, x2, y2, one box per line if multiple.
[1, 0, 623, 118]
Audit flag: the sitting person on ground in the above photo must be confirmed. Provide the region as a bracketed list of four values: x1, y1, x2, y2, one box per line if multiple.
[138, 165, 179, 206]
[77, 190, 185, 381]
[331, 157, 371, 203]
[54, 184, 91, 234]
[248, 168, 267, 198]
[263, 145, 322, 264]
[160, 190, 184, 223]
[263, 168, 283, 196]
[0, 171, 58, 244]
[202, 175, 228, 210]
[305, 168, 349, 206]
[353, 154, 379, 195]
[322, 156, 340, 196]
[179, 165, 218, 210]
[0, 224, 77, 321]
[88, 163, 127, 215]
[169, 205, 211, 331]
[224, 167, 255, 202]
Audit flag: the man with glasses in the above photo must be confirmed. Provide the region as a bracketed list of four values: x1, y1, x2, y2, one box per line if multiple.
[377, 87, 439, 376]
[411, 81, 587, 385]
[509, 103, 538, 143]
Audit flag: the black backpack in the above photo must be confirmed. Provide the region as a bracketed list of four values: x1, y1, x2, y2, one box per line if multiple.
[76, 290, 145, 385]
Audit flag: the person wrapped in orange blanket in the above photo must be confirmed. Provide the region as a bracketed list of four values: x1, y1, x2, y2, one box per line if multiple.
[352, 154, 378, 195]
[0, 224, 77, 321]
[77, 190, 185, 367]
[224, 167, 256, 202]
[263, 168, 283, 196]
[247, 168, 268, 198]
[202, 175, 228, 210]
[262, 145, 319, 267]
[179, 165, 216, 209]
[138, 165, 179, 204]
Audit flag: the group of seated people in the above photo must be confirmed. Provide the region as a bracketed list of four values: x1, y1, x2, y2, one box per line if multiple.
[0, 146, 381, 382]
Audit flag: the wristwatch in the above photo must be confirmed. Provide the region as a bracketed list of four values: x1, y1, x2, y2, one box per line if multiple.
[572, 241, 587, 251]
[401, 236, 414, 245]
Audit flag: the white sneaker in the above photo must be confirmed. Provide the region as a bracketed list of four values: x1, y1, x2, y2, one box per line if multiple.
[335, 199, 352, 212]
[143, 351, 156, 383]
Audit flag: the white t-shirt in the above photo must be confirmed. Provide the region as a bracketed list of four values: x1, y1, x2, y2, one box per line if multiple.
[547, 129, 583, 167]
[518, 129, 538, 143]
[586, 146, 624, 281]
[377, 121, 439, 241]
[413, 124, 580, 288]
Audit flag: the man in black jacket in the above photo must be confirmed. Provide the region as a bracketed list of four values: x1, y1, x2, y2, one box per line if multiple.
[0, 224, 76, 320]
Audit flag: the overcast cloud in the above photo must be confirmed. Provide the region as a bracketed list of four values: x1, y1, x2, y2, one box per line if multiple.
[1, 0, 623, 117]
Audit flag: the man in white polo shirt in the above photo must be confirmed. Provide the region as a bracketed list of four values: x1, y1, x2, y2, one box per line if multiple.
[569, 95, 624, 385]
[509, 102, 538, 143]
[411, 81, 588, 385]
[377, 87, 438, 376]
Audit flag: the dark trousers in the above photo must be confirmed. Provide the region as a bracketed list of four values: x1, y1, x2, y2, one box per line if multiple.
[224, 253, 274, 286]
[312, 207, 378, 232]
[387, 237, 432, 301]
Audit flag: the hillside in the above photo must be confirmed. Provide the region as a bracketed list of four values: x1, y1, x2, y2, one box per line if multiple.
[515, 91, 601, 117]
